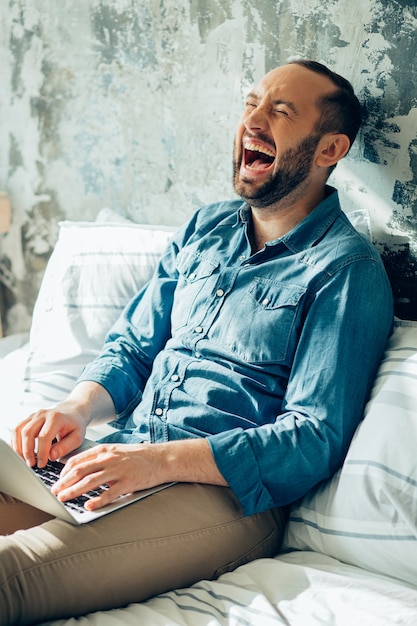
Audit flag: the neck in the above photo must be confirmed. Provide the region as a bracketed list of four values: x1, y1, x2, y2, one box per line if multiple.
[249, 185, 326, 252]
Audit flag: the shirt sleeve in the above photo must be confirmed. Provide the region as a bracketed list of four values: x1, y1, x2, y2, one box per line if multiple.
[77, 228, 185, 420]
[208, 257, 394, 516]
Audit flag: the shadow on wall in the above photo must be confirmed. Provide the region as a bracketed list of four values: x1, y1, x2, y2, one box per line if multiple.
[382, 243, 417, 321]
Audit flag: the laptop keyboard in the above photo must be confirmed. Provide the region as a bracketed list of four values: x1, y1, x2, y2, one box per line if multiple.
[32, 459, 109, 513]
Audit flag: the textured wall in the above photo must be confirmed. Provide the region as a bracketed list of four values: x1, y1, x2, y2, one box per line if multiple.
[0, 0, 416, 333]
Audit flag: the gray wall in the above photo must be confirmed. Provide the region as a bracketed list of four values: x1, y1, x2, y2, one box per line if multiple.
[0, 0, 416, 333]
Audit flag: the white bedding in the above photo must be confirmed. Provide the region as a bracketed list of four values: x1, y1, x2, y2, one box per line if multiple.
[2, 338, 417, 625]
[3, 340, 417, 625]
[42, 552, 417, 626]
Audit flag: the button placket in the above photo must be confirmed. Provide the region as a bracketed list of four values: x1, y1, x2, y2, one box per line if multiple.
[153, 361, 187, 420]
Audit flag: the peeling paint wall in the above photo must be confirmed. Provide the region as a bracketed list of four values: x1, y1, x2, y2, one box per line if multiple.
[0, 0, 416, 333]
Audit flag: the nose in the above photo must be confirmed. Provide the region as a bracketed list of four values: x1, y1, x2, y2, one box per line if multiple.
[244, 104, 269, 133]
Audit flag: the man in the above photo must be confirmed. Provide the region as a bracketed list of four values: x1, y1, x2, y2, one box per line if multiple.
[0, 60, 393, 624]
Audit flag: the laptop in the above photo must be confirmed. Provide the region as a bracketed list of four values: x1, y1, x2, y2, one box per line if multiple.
[0, 438, 174, 525]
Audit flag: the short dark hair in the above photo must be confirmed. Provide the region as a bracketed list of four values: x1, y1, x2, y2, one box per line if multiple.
[289, 59, 362, 150]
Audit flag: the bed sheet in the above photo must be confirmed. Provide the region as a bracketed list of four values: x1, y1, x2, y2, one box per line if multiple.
[40, 551, 417, 626]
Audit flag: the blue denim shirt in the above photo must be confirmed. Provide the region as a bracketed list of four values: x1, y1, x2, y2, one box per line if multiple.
[79, 187, 393, 516]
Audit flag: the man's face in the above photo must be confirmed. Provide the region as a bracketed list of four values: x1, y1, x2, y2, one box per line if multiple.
[233, 64, 336, 207]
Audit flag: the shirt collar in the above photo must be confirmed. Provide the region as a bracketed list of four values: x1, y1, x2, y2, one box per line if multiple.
[237, 186, 342, 252]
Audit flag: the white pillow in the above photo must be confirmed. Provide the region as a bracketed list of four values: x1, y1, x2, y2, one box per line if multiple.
[23, 220, 175, 407]
[282, 320, 417, 586]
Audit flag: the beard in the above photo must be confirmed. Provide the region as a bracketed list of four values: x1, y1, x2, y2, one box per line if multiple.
[233, 134, 321, 208]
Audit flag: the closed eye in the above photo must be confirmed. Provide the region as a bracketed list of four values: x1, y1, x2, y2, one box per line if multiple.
[272, 99, 297, 116]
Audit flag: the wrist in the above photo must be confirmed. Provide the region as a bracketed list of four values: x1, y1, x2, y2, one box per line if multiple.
[63, 381, 116, 426]
[157, 439, 228, 486]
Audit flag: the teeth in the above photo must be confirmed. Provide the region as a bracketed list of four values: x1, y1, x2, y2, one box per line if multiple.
[244, 142, 275, 158]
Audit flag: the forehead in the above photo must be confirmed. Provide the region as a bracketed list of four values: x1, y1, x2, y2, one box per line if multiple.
[250, 64, 336, 112]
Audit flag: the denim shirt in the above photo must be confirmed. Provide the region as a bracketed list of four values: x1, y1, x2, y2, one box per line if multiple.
[79, 187, 393, 516]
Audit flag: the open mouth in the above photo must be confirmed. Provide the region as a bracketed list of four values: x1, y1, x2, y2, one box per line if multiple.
[243, 142, 275, 171]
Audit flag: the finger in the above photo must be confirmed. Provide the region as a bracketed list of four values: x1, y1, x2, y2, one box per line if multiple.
[35, 434, 56, 468]
[49, 431, 84, 462]
[84, 486, 115, 511]
[12, 415, 38, 458]
[20, 415, 50, 467]
[52, 452, 107, 492]
[53, 470, 111, 504]
[57, 448, 96, 480]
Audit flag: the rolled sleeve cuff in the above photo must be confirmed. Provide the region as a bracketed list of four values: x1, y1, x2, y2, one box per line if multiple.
[208, 429, 275, 517]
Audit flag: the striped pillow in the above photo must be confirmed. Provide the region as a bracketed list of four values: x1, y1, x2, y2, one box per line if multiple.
[23, 220, 175, 407]
[283, 320, 417, 586]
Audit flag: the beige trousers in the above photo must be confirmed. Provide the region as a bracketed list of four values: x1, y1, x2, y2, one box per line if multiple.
[0, 484, 287, 625]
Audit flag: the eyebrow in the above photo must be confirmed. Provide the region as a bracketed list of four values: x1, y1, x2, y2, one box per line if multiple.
[246, 92, 298, 114]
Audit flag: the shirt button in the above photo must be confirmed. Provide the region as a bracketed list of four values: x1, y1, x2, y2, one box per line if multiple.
[239, 255, 246, 260]
[216, 289, 225, 297]
[262, 298, 270, 306]
[171, 374, 179, 382]
[195, 352, 201, 358]
[155, 407, 163, 416]
[189, 272, 196, 280]
[195, 326, 203, 333]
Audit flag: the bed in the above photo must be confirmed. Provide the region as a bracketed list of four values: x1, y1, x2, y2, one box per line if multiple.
[1, 211, 417, 625]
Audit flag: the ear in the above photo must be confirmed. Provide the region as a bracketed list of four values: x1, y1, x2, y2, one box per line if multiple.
[315, 133, 351, 168]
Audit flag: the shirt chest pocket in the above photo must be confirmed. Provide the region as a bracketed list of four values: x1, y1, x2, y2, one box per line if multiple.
[223, 279, 306, 363]
[172, 250, 219, 331]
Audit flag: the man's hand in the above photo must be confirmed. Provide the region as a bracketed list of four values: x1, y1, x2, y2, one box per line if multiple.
[51, 439, 228, 511]
[12, 381, 117, 468]
[13, 404, 88, 469]
[51, 443, 161, 510]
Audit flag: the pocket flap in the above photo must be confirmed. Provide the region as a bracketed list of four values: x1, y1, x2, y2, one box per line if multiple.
[250, 280, 306, 309]
[176, 250, 219, 282]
